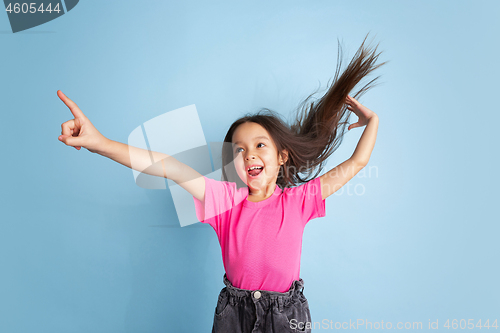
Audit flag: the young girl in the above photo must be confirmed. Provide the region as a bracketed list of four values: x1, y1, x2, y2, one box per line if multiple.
[57, 34, 386, 333]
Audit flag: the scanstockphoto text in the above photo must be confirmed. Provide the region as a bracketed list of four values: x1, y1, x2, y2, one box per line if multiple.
[277, 161, 379, 197]
[151, 154, 379, 197]
[289, 318, 499, 330]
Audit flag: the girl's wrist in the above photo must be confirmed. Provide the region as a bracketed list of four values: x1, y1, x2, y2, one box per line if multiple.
[92, 137, 113, 155]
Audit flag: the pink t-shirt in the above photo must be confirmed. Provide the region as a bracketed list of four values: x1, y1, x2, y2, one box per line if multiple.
[193, 175, 326, 292]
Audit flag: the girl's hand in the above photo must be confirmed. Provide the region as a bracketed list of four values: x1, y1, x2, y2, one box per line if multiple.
[57, 90, 108, 153]
[345, 95, 378, 130]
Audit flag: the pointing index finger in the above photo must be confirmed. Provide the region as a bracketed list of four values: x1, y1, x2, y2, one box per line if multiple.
[57, 90, 86, 119]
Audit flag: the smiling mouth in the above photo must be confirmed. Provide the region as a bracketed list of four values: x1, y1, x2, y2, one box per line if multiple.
[247, 166, 263, 177]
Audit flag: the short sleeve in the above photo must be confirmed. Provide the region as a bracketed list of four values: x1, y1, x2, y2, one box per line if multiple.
[192, 176, 236, 234]
[287, 176, 326, 226]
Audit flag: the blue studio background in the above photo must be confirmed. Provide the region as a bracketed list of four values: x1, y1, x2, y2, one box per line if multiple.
[1, 1, 499, 332]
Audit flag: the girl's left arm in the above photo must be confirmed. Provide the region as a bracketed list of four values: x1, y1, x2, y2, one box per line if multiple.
[319, 95, 379, 200]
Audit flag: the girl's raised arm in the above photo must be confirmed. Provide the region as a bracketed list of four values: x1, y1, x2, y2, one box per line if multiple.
[319, 95, 379, 200]
[346, 95, 379, 166]
[56, 90, 206, 202]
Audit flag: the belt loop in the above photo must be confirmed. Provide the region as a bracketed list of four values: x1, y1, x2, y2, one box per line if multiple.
[278, 297, 284, 313]
[297, 279, 304, 294]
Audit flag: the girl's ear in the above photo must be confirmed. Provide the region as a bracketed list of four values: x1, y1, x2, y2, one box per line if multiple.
[280, 149, 289, 164]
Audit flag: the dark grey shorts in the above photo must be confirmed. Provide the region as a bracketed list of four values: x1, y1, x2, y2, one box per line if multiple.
[212, 273, 312, 333]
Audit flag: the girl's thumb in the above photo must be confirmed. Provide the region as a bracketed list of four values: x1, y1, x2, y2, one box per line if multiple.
[348, 123, 361, 131]
[59, 135, 82, 147]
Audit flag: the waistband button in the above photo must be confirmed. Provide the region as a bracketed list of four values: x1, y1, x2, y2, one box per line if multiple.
[253, 291, 261, 299]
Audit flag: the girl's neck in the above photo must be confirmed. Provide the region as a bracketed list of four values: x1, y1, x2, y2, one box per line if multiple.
[247, 183, 278, 202]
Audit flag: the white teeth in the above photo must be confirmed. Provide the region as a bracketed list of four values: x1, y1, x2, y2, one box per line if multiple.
[248, 166, 263, 171]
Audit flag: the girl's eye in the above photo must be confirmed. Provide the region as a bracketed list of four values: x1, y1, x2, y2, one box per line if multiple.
[235, 143, 265, 153]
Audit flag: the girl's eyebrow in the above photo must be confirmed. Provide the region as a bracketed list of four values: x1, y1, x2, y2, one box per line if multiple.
[233, 136, 269, 145]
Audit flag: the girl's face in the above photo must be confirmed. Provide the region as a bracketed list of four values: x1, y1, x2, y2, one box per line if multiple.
[231, 122, 287, 192]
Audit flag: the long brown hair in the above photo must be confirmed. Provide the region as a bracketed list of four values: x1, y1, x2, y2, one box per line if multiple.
[221, 33, 388, 189]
